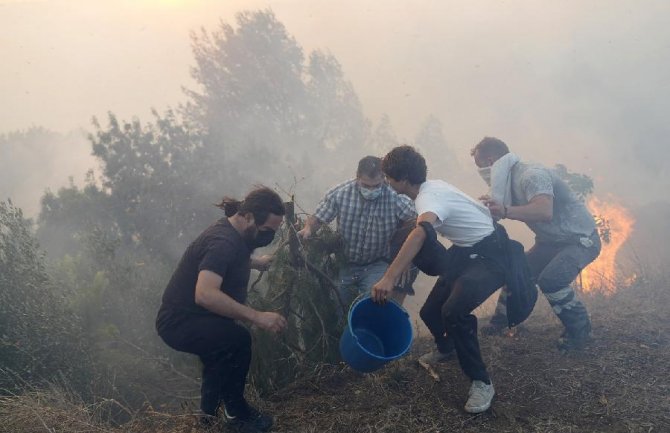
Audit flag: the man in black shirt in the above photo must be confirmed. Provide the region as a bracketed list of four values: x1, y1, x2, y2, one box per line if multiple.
[156, 187, 287, 432]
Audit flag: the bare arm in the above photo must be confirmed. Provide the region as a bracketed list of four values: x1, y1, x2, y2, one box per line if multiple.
[371, 212, 438, 303]
[507, 194, 553, 222]
[194, 270, 286, 333]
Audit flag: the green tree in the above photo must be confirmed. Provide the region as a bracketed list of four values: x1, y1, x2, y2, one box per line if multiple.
[31, 9, 374, 402]
[88, 110, 212, 262]
[0, 200, 91, 393]
[184, 10, 369, 205]
[554, 163, 594, 201]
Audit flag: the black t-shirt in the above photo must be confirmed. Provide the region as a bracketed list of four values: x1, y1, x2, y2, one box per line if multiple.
[159, 218, 251, 317]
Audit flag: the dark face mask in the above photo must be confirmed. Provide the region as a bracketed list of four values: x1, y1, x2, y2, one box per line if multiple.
[254, 229, 276, 249]
[245, 226, 276, 250]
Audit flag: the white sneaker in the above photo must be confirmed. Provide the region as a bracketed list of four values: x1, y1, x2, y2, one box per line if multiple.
[465, 380, 495, 413]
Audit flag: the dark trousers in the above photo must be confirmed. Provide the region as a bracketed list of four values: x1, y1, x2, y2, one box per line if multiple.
[157, 311, 252, 416]
[419, 250, 506, 383]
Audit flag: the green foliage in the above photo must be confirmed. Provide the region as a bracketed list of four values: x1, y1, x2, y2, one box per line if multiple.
[554, 163, 594, 201]
[0, 200, 91, 394]
[553, 164, 611, 244]
[88, 111, 213, 263]
[33, 10, 373, 402]
[185, 10, 369, 205]
[26, 9, 374, 407]
[249, 222, 345, 394]
[38, 178, 117, 258]
[44, 220, 191, 410]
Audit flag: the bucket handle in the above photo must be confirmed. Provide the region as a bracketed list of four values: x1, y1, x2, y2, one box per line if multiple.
[348, 293, 410, 325]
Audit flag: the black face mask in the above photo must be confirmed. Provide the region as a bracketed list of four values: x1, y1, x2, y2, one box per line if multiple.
[254, 229, 276, 248]
[245, 227, 276, 250]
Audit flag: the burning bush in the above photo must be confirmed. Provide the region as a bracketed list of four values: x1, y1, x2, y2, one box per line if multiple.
[581, 197, 636, 293]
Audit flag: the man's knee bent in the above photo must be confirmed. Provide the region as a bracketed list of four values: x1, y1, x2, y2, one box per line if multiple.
[214, 323, 252, 354]
[420, 302, 438, 324]
[234, 325, 253, 349]
[537, 273, 571, 296]
[441, 303, 461, 327]
[443, 311, 477, 334]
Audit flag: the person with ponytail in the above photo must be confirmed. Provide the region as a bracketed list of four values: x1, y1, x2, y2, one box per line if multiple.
[156, 186, 287, 432]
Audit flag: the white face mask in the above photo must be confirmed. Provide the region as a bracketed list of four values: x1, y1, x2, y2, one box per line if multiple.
[478, 166, 492, 186]
[359, 185, 383, 201]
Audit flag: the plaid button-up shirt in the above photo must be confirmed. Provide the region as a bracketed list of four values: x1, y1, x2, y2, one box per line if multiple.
[314, 180, 416, 265]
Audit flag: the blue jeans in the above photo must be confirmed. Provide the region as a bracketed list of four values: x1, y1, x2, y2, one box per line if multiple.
[337, 260, 389, 309]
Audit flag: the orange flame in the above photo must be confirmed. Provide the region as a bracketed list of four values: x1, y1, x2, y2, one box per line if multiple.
[580, 197, 635, 294]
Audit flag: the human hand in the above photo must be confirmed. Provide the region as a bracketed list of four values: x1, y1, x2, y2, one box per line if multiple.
[253, 254, 274, 271]
[371, 276, 395, 304]
[482, 198, 505, 219]
[254, 311, 288, 334]
[297, 226, 312, 240]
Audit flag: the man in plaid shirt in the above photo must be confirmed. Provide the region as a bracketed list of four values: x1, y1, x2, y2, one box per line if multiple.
[298, 156, 416, 306]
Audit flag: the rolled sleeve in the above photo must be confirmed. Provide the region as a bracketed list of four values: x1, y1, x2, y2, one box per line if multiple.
[313, 190, 339, 224]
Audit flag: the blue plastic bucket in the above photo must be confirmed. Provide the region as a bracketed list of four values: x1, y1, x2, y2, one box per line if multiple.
[339, 296, 413, 373]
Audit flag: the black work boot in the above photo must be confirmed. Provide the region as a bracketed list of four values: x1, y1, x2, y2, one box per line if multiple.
[556, 321, 592, 352]
[556, 303, 592, 351]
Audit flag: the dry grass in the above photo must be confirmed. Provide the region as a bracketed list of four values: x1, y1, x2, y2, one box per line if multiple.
[2, 275, 669, 433]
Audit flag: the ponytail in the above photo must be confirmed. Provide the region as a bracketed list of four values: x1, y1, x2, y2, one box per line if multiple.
[216, 197, 242, 217]
[216, 187, 285, 224]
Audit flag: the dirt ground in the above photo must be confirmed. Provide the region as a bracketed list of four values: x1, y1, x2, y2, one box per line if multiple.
[1, 277, 668, 433]
[257, 277, 670, 433]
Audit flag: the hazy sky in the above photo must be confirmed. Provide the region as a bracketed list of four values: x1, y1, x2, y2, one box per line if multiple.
[2, 0, 669, 207]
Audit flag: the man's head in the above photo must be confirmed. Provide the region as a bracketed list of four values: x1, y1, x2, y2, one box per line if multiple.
[218, 186, 285, 248]
[381, 146, 427, 195]
[356, 156, 385, 200]
[471, 137, 510, 168]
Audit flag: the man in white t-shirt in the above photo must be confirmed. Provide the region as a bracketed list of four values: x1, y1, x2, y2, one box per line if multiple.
[371, 145, 509, 414]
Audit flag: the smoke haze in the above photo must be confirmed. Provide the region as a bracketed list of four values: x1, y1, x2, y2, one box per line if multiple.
[2, 0, 668, 210]
[3, 5, 670, 426]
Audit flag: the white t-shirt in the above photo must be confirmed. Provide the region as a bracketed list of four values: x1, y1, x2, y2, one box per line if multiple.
[415, 180, 494, 247]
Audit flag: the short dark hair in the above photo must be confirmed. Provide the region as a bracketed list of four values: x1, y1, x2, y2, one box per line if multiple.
[472, 137, 510, 159]
[356, 156, 383, 178]
[382, 146, 427, 185]
[217, 186, 285, 225]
